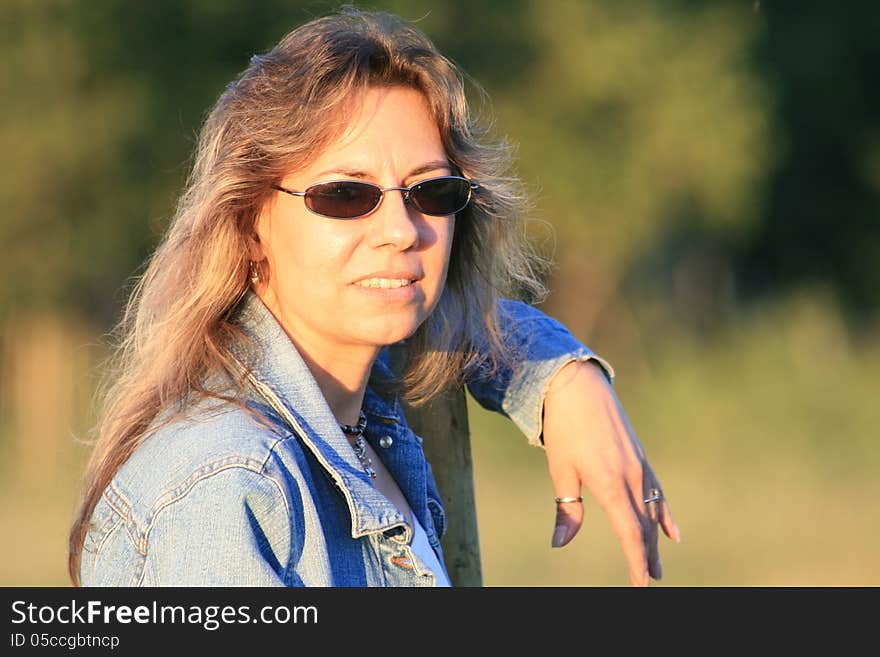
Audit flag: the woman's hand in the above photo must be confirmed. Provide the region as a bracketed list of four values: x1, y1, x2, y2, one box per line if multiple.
[541, 360, 680, 586]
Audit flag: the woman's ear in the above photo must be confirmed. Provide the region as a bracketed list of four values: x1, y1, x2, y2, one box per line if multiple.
[246, 226, 268, 289]
[249, 210, 267, 262]
[247, 232, 264, 262]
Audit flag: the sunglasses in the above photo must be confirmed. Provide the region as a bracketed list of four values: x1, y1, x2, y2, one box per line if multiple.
[271, 175, 479, 220]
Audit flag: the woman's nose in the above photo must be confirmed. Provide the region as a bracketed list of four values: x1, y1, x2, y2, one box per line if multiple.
[367, 190, 421, 250]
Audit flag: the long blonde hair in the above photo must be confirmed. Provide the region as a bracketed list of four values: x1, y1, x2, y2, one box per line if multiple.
[69, 7, 547, 585]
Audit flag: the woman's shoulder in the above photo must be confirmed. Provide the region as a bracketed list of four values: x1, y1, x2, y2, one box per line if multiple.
[81, 398, 298, 586]
[107, 397, 294, 518]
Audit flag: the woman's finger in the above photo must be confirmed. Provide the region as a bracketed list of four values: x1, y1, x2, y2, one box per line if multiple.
[658, 498, 681, 543]
[552, 497, 584, 548]
[624, 461, 661, 580]
[549, 466, 584, 548]
[643, 463, 681, 544]
[601, 488, 649, 587]
[643, 491, 662, 580]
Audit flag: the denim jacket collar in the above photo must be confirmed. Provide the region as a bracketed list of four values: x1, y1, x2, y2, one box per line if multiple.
[228, 290, 413, 539]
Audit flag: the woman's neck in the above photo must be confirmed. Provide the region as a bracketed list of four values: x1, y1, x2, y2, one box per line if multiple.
[297, 346, 375, 427]
[255, 290, 378, 427]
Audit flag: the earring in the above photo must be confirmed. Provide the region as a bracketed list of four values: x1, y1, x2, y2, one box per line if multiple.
[249, 261, 260, 285]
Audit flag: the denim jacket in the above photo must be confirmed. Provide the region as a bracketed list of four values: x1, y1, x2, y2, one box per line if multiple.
[80, 292, 613, 586]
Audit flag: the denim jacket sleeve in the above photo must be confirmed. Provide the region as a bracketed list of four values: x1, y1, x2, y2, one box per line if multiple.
[465, 299, 615, 447]
[80, 465, 294, 587]
[137, 466, 293, 586]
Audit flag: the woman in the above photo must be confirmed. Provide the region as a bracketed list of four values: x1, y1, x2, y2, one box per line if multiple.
[70, 8, 678, 587]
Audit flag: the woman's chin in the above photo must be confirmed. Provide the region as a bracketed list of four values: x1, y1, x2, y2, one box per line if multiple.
[358, 317, 424, 348]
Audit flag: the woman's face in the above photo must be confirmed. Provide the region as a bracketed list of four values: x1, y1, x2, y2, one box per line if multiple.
[253, 85, 455, 361]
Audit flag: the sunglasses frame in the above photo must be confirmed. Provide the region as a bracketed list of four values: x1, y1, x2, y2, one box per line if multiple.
[271, 175, 480, 220]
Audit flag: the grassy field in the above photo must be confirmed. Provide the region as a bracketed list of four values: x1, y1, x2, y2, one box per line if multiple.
[1, 295, 877, 586]
[469, 295, 880, 586]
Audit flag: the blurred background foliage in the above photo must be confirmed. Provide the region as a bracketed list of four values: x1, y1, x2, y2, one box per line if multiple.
[1, 0, 878, 585]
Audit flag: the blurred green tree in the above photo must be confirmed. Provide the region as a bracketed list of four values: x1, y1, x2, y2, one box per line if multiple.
[735, 2, 880, 325]
[485, 1, 771, 338]
[2, 0, 877, 337]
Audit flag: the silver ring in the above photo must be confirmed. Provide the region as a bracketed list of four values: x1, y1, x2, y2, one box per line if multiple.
[643, 488, 663, 505]
[554, 496, 583, 504]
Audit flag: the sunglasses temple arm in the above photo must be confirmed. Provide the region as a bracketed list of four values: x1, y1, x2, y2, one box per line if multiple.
[271, 185, 307, 198]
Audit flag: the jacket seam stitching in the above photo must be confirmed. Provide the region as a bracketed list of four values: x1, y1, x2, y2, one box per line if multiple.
[84, 503, 121, 554]
[102, 486, 142, 555]
[140, 464, 292, 582]
[151, 455, 272, 511]
[93, 516, 123, 556]
[146, 461, 280, 538]
[426, 498, 447, 541]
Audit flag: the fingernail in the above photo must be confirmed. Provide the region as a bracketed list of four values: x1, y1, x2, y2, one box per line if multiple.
[551, 525, 568, 548]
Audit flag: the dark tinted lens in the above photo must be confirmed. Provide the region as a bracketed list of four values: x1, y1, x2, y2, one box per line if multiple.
[410, 177, 472, 216]
[305, 181, 381, 218]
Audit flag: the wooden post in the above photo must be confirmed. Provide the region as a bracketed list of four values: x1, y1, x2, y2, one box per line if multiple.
[402, 386, 483, 587]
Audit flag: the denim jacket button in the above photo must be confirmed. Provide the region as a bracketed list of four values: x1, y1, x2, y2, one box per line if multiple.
[378, 435, 393, 449]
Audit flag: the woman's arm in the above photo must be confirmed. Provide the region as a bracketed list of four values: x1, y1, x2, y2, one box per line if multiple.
[542, 359, 680, 586]
[465, 298, 615, 444]
[466, 299, 680, 586]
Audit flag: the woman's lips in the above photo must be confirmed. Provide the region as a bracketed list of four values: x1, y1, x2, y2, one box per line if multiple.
[350, 276, 422, 301]
[353, 276, 415, 289]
